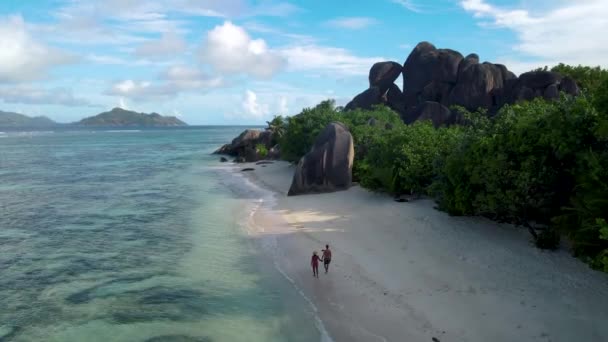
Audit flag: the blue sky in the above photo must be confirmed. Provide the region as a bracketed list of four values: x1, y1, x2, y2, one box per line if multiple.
[0, 0, 606, 124]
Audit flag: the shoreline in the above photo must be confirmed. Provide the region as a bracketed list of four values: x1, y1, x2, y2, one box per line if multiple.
[232, 160, 608, 342]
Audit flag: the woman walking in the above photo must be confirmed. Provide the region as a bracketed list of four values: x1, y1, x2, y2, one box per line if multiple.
[311, 251, 321, 278]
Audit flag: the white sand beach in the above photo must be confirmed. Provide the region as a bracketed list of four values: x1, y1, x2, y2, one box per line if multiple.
[239, 161, 608, 342]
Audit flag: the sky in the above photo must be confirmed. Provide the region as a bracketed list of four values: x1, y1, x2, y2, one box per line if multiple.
[0, 0, 606, 125]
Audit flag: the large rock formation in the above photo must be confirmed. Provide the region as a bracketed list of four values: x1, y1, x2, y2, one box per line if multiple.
[344, 87, 382, 111]
[288, 122, 355, 196]
[345, 41, 580, 127]
[402, 42, 463, 109]
[369, 61, 403, 94]
[406, 101, 454, 127]
[214, 129, 275, 162]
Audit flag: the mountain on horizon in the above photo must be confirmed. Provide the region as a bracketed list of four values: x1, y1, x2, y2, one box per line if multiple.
[0, 110, 58, 128]
[76, 107, 188, 127]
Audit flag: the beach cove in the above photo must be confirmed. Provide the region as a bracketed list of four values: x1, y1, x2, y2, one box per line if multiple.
[236, 160, 608, 342]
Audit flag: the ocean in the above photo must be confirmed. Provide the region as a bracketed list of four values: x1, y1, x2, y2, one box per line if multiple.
[0, 128, 322, 342]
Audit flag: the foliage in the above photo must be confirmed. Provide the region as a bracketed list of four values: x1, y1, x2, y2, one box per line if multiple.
[548, 63, 608, 95]
[278, 100, 340, 162]
[435, 95, 608, 259]
[535, 229, 561, 250]
[265, 115, 286, 145]
[599, 219, 608, 272]
[593, 77, 608, 115]
[278, 100, 403, 163]
[436, 97, 597, 220]
[357, 122, 464, 195]
[255, 143, 268, 158]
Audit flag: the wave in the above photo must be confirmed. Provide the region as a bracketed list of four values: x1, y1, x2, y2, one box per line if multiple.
[0, 131, 55, 137]
[105, 130, 142, 133]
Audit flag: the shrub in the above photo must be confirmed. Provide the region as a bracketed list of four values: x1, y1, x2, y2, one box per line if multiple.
[256, 143, 268, 158]
[279, 100, 340, 162]
[358, 122, 464, 195]
[266, 115, 286, 145]
[548, 63, 608, 95]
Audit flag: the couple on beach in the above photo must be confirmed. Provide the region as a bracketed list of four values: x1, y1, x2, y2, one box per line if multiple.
[311, 245, 332, 278]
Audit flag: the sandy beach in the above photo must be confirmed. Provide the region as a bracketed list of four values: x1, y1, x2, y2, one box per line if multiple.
[238, 161, 608, 342]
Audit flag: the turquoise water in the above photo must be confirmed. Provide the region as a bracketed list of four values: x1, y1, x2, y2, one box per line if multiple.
[0, 128, 321, 342]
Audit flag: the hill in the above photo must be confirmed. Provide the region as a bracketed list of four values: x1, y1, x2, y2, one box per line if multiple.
[0, 110, 57, 128]
[77, 108, 187, 127]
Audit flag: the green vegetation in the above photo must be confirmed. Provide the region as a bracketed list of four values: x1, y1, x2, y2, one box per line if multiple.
[277, 99, 402, 163]
[537, 63, 608, 95]
[266, 115, 286, 146]
[255, 143, 268, 158]
[78, 108, 187, 127]
[0, 110, 57, 127]
[270, 64, 608, 272]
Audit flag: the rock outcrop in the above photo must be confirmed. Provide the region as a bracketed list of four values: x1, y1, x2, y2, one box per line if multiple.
[213, 129, 276, 162]
[288, 122, 355, 196]
[369, 61, 403, 94]
[406, 101, 454, 127]
[345, 87, 382, 111]
[344, 41, 580, 127]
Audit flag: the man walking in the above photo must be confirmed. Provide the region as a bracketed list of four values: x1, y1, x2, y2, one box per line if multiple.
[322, 244, 332, 274]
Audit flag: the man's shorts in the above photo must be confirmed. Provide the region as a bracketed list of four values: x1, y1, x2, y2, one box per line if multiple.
[324, 259, 331, 265]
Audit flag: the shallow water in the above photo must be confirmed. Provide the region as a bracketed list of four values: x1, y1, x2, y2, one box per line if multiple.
[0, 128, 321, 342]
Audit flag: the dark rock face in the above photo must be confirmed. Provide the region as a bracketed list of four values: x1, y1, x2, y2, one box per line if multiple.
[386, 83, 405, 114]
[560, 76, 580, 96]
[507, 71, 579, 104]
[219, 157, 228, 162]
[267, 144, 281, 160]
[213, 129, 274, 162]
[402, 42, 463, 109]
[288, 122, 355, 196]
[344, 87, 382, 111]
[518, 71, 562, 89]
[343, 41, 581, 126]
[369, 61, 403, 94]
[449, 62, 506, 111]
[408, 101, 454, 127]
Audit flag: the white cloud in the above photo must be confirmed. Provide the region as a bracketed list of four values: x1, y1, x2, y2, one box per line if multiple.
[135, 32, 187, 59]
[461, 0, 608, 68]
[0, 86, 96, 107]
[0, 15, 74, 83]
[243, 21, 316, 44]
[281, 45, 383, 76]
[242, 90, 269, 118]
[200, 21, 286, 79]
[391, 0, 422, 12]
[106, 66, 224, 101]
[326, 17, 377, 30]
[160, 65, 224, 89]
[106, 79, 176, 100]
[87, 54, 129, 65]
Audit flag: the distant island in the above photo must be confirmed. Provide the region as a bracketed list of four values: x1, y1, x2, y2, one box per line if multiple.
[0, 108, 188, 128]
[77, 108, 187, 127]
[0, 110, 58, 128]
